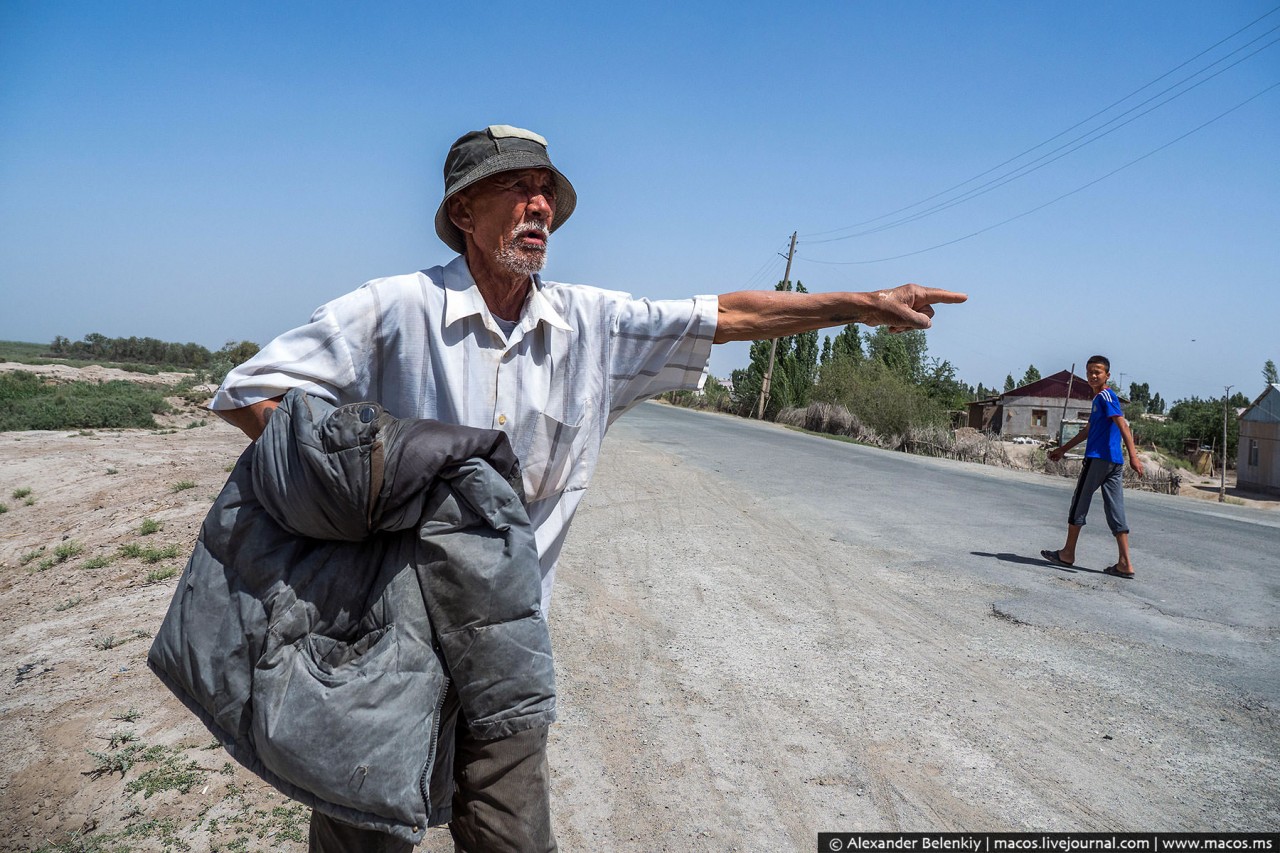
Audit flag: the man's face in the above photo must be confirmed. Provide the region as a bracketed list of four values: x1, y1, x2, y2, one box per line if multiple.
[452, 168, 558, 276]
[1086, 361, 1110, 394]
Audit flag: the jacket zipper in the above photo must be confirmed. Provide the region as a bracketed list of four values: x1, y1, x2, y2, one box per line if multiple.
[421, 673, 449, 823]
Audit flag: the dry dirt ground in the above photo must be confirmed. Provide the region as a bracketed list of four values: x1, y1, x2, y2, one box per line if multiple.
[1, 367, 1275, 851]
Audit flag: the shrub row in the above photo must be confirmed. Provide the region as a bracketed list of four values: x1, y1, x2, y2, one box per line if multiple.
[0, 371, 171, 431]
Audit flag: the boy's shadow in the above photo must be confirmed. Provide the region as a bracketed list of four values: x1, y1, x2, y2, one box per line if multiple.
[970, 552, 1106, 575]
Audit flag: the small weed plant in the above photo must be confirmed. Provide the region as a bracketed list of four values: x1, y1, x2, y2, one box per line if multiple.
[138, 518, 162, 535]
[54, 596, 83, 612]
[106, 730, 139, 749]
[29, 540, 84, 571]
[92, 631, 146, 651]
[172, 480, 197, 492]
[81, 555, 112, 569]
[125, 745, 209, 798]
[85, 741, 158, 778]
[12, 487, 31, 499]
[55, 540, 84, 561]
[145, 566, 179, 584]
[119, 542, 181, 563]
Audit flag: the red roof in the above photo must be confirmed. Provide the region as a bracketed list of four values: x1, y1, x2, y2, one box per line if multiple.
[1003, 370, 1095, 401]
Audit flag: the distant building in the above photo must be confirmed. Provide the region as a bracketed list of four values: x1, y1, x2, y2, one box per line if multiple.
[1237, 383, 1280, 496]
[966, 370, 1100, 442]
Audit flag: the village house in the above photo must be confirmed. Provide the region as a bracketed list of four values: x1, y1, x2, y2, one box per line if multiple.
[967, 370, 1098, 443]
[1236, 383, 1280, 495]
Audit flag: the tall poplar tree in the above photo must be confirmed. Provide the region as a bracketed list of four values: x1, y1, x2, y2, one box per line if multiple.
[730, 279, 819, 418]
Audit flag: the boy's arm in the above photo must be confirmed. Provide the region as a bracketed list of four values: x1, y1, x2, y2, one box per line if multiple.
[1114, 415, 1144, 476]
[1049, 424, 1088, 460]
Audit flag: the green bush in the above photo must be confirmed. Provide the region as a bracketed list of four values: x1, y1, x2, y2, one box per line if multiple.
[811, 358, 947, 439]
[0, 372, 171, 431]
[658, 375, 733, 412]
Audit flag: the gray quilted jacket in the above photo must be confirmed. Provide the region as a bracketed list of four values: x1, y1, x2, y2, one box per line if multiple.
[148, 390, 556, 843]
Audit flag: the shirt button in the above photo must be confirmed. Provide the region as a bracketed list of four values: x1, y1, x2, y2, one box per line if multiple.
[498, 414, 507, 426]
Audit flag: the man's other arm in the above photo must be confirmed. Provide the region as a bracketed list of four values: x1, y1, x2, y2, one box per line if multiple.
[216, 396, 284, 441]
[713, 284, 967, 344]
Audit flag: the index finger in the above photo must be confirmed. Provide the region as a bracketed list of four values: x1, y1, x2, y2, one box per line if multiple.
[919, 287, 968, 305]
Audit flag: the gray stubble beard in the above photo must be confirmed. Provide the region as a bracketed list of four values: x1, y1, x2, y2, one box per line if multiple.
[494, 222, 549, 277]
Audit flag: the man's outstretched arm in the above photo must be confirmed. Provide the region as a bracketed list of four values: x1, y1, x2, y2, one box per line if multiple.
[713, 284, 968, 343]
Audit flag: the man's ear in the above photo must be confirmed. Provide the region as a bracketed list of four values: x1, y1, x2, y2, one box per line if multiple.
[447, 194, 473, 234]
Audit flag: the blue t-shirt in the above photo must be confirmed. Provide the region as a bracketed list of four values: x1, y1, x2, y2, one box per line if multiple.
[1084, 388, 1124, 464]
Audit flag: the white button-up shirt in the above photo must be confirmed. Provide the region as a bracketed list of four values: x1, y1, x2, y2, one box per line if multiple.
[212, 255, 717, 610]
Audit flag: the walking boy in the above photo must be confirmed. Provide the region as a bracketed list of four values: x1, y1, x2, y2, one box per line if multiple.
[1041, 355, 1144, 578]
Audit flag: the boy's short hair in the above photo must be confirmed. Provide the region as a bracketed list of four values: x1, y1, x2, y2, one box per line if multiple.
[1087, 355, 1111, 372]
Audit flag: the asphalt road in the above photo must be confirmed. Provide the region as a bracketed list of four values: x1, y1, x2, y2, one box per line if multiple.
[538, 402, 1279, 850]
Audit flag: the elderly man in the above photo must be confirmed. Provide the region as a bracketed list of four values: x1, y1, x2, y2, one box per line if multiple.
[212, 125, 966, 852]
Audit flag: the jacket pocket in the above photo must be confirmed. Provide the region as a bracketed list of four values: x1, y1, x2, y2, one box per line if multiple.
[251, 625, 442, 827]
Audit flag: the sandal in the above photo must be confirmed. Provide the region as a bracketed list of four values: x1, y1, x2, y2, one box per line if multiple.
[1040, 549, 1074, 568]
[1103, 565, 1135, 579]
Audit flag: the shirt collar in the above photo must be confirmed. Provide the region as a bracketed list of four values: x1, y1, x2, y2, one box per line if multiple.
[442, 255, 572, 336]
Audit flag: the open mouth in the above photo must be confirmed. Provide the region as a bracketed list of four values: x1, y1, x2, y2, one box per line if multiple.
[514, 225, 548, 249]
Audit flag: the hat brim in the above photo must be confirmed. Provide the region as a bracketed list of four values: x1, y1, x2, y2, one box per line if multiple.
[434, 152, 577, 255]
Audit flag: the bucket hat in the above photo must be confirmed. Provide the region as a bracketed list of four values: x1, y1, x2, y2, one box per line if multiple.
[434, 125, 577, 254]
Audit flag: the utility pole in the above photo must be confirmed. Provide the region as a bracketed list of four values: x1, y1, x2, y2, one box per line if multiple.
[1219, 385, 1233, 502]
[1057, 363, 1076, 446]
[757, 231, 798, 420]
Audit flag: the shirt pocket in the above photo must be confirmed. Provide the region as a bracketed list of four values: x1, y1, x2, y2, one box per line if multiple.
[520, 407, 591, 503]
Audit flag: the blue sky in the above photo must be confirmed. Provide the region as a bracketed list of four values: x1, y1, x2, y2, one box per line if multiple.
[2, 0, 1277, 404]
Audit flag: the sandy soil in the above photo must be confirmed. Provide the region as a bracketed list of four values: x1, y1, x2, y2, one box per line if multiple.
[1, 370, 1274, 851]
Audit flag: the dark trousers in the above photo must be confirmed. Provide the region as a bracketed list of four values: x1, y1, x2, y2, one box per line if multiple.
[309, 686, 556, 852]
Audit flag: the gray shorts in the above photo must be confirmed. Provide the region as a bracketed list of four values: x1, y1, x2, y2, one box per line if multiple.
[1068, 457, 1129, 535]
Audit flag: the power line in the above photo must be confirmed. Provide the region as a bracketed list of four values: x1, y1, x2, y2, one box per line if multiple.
[805, 27, 1280, 245]
[800, 80, 1280, 266]
[800, 3, 1280, 241]
[737, 239, 791, 290]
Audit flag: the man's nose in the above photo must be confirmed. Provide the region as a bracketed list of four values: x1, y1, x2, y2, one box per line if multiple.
[525, 191, 553, 222]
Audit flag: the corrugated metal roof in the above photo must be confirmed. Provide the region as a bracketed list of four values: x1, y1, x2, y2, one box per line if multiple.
[1239, 383, 1280, 424]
